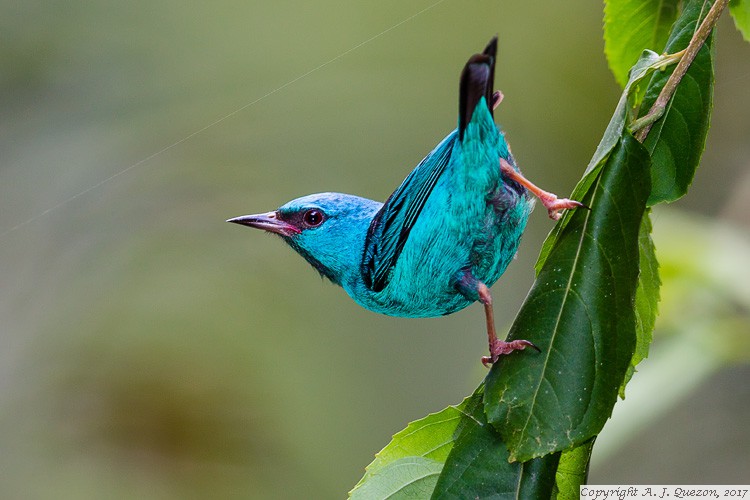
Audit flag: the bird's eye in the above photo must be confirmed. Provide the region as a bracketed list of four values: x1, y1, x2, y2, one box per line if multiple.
[302, 209, 325, 227]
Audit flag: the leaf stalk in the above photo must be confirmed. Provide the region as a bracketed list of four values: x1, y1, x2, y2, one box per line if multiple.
[633, 0, 729, 143]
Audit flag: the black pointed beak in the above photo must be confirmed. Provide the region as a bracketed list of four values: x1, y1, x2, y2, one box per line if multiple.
[226, 211, 301, 237]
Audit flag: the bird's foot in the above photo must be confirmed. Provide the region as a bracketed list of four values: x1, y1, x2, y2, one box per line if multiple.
[491, 90, 504, 110]
[499, 158, 588, 220]
[537, 191, 588, 221]
[481, 339, 540, 368]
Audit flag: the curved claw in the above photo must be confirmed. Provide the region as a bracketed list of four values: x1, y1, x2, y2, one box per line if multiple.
[491, 90, 504, 110]
[482, 339, 540, 367]
[541, 196, 588, 220]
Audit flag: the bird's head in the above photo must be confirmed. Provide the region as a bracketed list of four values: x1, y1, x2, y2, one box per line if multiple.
[228, 193, 382, 285]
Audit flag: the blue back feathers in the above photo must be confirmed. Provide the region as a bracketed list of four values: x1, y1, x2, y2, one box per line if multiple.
[362, 132, 457, 292]
[361, 36, 499, 293]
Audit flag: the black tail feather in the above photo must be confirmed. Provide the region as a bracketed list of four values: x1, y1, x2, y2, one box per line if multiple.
[458, 36, 497, 140]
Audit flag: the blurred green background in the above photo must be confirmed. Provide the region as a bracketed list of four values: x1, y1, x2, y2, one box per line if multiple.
[1, 1, 749, 498]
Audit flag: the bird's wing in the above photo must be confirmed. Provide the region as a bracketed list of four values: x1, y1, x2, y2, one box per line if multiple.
[361, 36, 498, 293]
[361, 132, 457, 292]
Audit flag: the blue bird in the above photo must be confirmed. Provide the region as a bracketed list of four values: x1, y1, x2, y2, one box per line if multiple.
[228, 37, 583, 365]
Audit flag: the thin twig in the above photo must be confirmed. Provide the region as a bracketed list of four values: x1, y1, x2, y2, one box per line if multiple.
[633, 0, 729, 143]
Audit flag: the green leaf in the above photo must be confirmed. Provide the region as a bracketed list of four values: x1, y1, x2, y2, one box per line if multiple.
[640, 0, 715, 205]
[536, 48, 663, 275]
[730, 0, 750, 41]
[350, 458, 443, 499]
[484, 134, 651, 462]
[586, 50, 662, 176]
[349, 397, 470, 499]
[604, 0, 681, 87]
[621, 211, 661, 396]
[541, 0, 712, 273]
[552, 439, 595, 500]
[432, 387, 560, 499]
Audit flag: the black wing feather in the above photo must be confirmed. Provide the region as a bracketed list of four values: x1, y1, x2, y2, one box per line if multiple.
[362, 134, 456, 292]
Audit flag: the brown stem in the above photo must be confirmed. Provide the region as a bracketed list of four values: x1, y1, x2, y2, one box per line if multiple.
[633, 0, 729, 143]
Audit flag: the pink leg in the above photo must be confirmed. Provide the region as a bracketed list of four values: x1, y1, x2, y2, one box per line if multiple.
[500, 158, 588, 220]
[477, 283, 539, 367]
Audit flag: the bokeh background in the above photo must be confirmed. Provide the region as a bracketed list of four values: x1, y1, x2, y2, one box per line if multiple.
[2, 1, 749, 498]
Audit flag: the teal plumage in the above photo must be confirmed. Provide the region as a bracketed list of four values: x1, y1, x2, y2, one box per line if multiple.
[229, 37, 582, 364]
[353, 103, 533, 318]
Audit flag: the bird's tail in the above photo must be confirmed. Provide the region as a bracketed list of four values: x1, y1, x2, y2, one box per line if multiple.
[458, 36, 497, 141]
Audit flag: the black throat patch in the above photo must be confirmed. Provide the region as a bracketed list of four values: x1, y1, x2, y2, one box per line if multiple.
[284, 237, 341, 286]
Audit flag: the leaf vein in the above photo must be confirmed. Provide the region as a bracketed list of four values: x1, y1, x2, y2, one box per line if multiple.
[513, 169, 605, 449]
